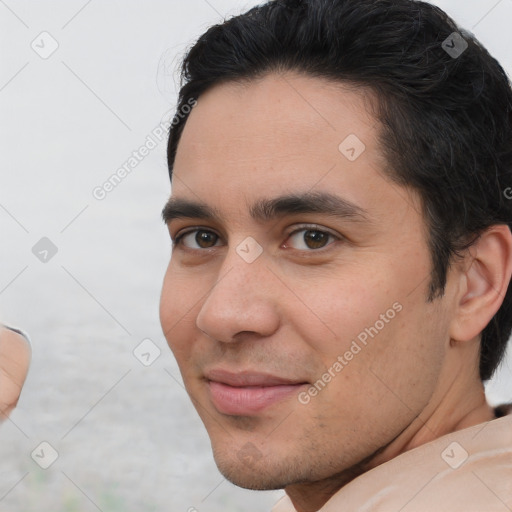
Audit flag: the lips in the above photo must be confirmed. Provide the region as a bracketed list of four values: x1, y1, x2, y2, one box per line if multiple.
[205, 369, 308, 415]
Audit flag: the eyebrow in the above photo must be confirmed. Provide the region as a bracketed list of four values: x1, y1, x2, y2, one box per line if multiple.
[162, 191, 371, 225]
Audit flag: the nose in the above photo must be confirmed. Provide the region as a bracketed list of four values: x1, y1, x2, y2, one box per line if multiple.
[195, 250, 280, 343]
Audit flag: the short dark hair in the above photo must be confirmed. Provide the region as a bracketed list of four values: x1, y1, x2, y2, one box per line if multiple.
[167, 0, 512, 381]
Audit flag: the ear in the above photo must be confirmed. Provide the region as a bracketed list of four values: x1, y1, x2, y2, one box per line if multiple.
[450, 225, 512, 343]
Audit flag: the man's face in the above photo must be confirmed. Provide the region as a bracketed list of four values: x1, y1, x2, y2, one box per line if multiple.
[160, 72, 452, 490]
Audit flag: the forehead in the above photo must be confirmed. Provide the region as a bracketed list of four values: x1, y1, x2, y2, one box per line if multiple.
[171, 72, 419, 223]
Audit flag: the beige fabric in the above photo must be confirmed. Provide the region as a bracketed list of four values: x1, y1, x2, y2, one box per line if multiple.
[272, 413, 512, 512]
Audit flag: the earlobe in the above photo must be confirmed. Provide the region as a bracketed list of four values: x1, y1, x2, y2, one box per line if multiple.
[450, 225, 512, 343]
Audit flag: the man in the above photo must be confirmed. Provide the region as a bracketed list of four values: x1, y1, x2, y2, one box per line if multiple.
[0, 325, 30, 421]
[159, 0, 512, 510]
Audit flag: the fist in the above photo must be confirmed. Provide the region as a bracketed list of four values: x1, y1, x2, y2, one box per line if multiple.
[0, 327, 31, 421]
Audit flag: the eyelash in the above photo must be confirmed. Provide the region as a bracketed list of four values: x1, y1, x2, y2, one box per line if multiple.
[172, 224, 342, 252]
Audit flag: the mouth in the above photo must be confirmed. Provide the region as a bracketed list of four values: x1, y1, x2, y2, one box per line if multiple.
[204, 369, 308, 415]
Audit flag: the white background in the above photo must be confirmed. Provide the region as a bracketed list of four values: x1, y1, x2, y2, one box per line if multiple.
[1, 1, 511, 511]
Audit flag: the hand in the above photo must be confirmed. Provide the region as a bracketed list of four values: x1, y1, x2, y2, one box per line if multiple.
[0, 327, 31, 421]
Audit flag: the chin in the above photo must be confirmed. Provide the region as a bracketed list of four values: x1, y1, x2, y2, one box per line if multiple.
[211, 444, 304, 491]
[217, 463, 289, 491]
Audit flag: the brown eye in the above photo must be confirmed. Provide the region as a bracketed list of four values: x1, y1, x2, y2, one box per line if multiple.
[286, 228, 338, 250]
[195, 231, 218, 248]
[176, 229, 221, 249]
[303, 230, 329, 249]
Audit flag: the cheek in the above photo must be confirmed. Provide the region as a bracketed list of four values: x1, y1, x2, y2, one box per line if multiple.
[291, 263, 445, 399]
[337, 295, 445, 420]
[286, 268, 392, 359]
[159, 264, 199, 352]
[159, 266, 176, 333]
[373, 298, 447, 390]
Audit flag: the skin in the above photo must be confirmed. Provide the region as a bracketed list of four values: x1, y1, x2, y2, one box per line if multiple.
[0, 327, 31, 421]
[160, 72, 512, 512]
